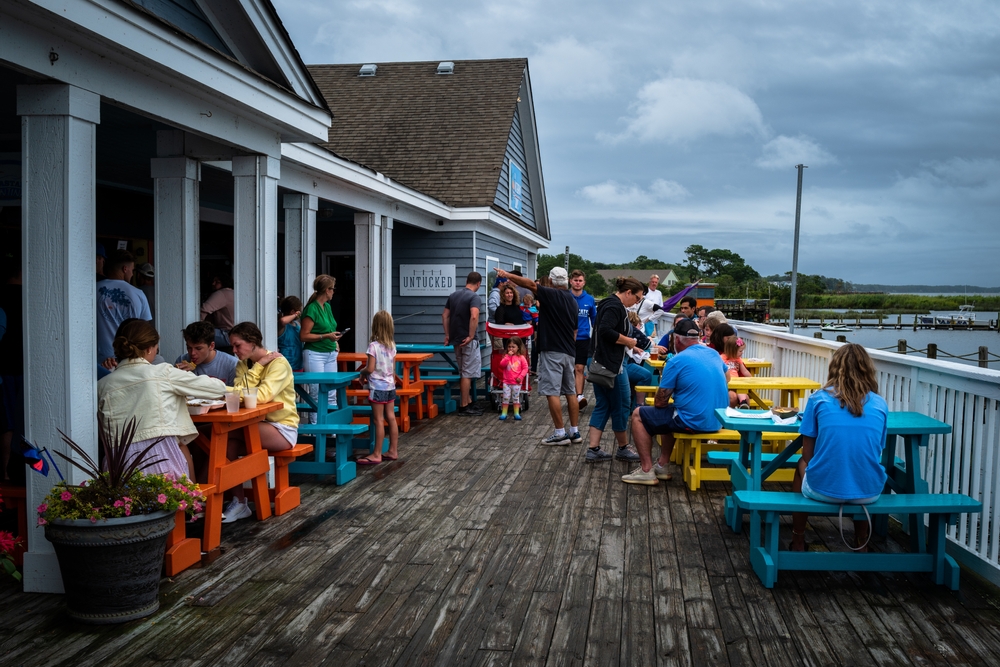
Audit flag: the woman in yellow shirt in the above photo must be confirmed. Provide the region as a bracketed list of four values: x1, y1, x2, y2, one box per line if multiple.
[223, 321, 299, 522]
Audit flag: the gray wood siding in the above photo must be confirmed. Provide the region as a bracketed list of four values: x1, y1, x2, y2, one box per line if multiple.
[493, 106, 537, 229]
[477, 234, 528, 278]
[392, 225, 476, 346]
[132, 0, 234, 56]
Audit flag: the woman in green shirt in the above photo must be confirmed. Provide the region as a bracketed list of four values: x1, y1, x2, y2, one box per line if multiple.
[300, 274, 344, 417]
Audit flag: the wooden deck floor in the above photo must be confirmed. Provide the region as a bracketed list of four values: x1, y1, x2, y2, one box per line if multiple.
[4, 391, 1000, 666]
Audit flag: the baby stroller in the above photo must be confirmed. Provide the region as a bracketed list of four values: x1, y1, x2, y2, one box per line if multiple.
[485, 322, 533, 413]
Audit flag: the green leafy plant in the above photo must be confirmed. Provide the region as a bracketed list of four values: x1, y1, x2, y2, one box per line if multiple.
[36, 418, 204, 525]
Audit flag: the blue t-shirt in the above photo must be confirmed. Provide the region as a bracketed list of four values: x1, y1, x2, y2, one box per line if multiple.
[658, 344, 729, 431]
[573, 291, 597, 340]
[174, 350, 238, 385]
[277, 322, 303, 371]
[799, 389, 888, 500]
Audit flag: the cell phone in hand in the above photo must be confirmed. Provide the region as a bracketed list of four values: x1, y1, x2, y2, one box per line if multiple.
[341, 328, 351, 334]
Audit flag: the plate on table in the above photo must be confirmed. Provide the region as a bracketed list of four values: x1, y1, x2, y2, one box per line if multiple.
[187, 398, 226, 414]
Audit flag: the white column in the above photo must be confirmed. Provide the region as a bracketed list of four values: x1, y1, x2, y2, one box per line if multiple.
[17, 84, 100, 593]
[282, 193, 317, 301]
[380, 216, 393, 314]
[353, 211, 381, 351]
[232, 155, 280, 349]
[151, 157, 200, 362]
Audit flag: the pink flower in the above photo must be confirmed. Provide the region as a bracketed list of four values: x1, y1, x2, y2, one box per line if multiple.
[178, 501, 188, 511]
[36, 517, 47, 526]
[0, 531, 17, 553]
[60, 491, 72, 501]
[124, 508, 131, 517]
[37, 503, 48, 514]
[193, 502, 203, 512]
[114, 500, 124, 508]
[90, 516, 98, 523]
[157, 494, 167, 504]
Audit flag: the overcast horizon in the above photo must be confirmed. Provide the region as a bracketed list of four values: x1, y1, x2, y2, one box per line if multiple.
[274, 0, 999, 285]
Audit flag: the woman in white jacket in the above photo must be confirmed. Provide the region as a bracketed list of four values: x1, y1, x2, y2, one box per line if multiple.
[97, 320, 226, 479]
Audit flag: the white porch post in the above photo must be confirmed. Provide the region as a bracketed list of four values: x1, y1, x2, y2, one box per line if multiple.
[17, 83, 100, 593]
[233, 155, 280, 350]
[354, 211, 381, 351]
[282, 193, 317, 301]
[380, 216, 393, 314]
[151, 156, 201, 362]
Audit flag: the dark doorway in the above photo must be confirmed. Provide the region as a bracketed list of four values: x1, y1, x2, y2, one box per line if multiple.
[324, 253, 356, 352]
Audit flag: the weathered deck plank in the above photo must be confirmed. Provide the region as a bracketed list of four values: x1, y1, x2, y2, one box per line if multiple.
[4, 388, 1000, 666]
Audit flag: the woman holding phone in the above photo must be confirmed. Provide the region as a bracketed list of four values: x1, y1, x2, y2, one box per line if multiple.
[300, 274, 343, 420]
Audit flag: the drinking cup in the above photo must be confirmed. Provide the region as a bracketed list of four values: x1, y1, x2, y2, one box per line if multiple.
[225, 390, 241, 413]
[244, 387, 258, 409]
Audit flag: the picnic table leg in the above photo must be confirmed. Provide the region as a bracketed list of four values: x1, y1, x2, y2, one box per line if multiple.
[244, 424, 272, 521]
[726, 432, 761, 532]
[929, 512, 961, 590]
[334, 435, 357, 486]
[747, 509, 780, 588]
[903, 434, 930, 551]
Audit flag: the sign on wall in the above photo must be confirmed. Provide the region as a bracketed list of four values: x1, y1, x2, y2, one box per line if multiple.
[399, 264, 457, 296]
[509, 160, 523, 215]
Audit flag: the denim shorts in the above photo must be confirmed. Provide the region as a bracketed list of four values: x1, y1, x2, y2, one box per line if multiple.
[637, 403, 693, 436]
[801, 472, 880, 505]
[369, 388, 397, 404]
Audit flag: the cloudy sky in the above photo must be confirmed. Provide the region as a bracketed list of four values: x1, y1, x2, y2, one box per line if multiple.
[274, 0, 1000, 285]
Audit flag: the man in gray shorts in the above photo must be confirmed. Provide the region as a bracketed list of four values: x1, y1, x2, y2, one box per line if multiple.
[498, 267, 581, 444]
[443, 271, 484, 416]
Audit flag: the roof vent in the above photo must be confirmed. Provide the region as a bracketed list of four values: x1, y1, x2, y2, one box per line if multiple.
[436, 61, 454, 75]
[359, 64, 378, 77]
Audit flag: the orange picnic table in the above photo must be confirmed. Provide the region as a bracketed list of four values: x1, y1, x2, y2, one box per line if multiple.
[337, 351, 435, 431]
[166, 402, 281, 569]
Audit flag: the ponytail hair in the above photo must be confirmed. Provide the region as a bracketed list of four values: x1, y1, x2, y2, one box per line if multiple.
[113, 319, 159, 360]
[307, 274, 336, 306]
[615, 276, 644, 295]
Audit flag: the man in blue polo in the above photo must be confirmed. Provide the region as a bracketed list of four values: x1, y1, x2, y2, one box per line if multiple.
[570, 269, 596, 409]
[622, 318, 729, 485]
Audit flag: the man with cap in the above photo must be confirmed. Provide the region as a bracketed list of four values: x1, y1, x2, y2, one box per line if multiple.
[136, 263, 155, 318]
[498, 266, 582, 445]
[621, 318, 729, 485]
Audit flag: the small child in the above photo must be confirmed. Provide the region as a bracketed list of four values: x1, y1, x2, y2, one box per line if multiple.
[721, 335, 752, 408]
[357, 310, 399, 464]
[520, 293, 539, 326]
[277, 296, 303, 371]
[498, 337, 529, 421]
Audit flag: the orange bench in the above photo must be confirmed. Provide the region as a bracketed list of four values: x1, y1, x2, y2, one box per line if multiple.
[165, 483, 215, 576]
[347, 387, 422, 432]
[270, 444, 314, 515]
[0, 484, 27, 567]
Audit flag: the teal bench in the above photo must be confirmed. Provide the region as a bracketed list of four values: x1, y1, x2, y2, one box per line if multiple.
[294, 423, 369, 484]
[707, 451, 802, 467]
[734, 490, 982, 590]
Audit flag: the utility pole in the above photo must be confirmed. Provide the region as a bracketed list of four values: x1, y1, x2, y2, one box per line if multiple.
[788, 164, 807, 335]
[564, 246, 570, 272]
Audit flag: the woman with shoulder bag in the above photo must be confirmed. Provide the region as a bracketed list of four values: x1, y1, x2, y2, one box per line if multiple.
[585, 277, 645, 463]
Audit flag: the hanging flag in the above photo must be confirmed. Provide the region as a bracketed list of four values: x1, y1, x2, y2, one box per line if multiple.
[661, 281, 701, 312]
[20, 440, 49, 477]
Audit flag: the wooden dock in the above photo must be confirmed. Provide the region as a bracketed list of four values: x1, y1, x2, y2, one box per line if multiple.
[4, 392, 1000, 666]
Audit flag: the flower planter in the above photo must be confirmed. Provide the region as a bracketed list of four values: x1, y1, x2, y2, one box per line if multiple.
[44, 510, 174, 624]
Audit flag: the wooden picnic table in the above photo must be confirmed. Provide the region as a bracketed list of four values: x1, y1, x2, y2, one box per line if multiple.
[190, 401, 282, 562]
[713, 408, 953, 551]
[395, 343, 487, 408]
[337, 351, 436, 430]
[292, 371, 363, 485]
[727, 376, 821, 410]
[742, 359, 772, 376]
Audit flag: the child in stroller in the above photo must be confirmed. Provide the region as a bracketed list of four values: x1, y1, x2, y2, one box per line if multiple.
[485, 321, 533, 414]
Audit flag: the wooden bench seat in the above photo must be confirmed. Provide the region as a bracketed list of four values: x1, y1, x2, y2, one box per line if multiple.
[422, 375, 461, 415]
[165, 483, 215, 576]
[673, 430, 795, 490]
[733, 490, 982, 590]
[293, 423, 369, 484]
[346, 387, 422, 432]
[268, 444, 314, 515]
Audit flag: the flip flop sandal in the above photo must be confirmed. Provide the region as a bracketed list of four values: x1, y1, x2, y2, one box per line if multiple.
[357, 457, 381, 465]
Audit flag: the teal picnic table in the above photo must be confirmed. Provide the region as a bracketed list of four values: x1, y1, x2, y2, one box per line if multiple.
[714, 408, 953, 551]
[292, 371, 367, 485]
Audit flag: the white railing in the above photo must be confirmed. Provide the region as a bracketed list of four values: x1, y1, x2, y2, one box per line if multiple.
[734, 320, 1000, 585]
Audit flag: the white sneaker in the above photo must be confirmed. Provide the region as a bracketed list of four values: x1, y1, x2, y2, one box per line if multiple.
[622, 466, 658, 485]
[221, 498, 252, 523]
[653, 462, 673, 481]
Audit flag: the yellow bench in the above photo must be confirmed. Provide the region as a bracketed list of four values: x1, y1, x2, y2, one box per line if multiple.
[669, 430, 796, 491]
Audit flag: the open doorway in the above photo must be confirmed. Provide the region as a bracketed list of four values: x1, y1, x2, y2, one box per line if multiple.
[322, 251, 356, 352]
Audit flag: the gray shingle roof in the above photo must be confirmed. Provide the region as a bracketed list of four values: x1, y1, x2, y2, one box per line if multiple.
[307, 59, 527, 209]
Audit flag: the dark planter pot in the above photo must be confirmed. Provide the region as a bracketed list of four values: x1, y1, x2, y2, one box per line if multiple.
[44, 510, 174, 624]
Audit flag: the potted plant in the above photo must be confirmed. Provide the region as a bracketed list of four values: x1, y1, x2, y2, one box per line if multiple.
[36, 418, 204, 624]
[0, 489, 22, 583]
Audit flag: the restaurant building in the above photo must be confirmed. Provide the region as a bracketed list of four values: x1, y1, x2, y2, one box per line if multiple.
[0, 0, 549, 592]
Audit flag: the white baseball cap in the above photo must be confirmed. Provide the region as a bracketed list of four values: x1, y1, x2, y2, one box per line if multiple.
[549, 266, 568, 283]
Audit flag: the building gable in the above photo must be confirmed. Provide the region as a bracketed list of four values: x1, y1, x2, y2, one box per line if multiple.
[493, 105, 535, 229]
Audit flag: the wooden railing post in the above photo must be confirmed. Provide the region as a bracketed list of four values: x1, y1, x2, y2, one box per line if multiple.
[898, 339, 907, 355]
[926, 343, 937, 360]
[980, 347, 989, 369]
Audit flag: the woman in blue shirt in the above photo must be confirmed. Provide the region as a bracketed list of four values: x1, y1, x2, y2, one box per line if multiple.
[791, 343, 888, 552]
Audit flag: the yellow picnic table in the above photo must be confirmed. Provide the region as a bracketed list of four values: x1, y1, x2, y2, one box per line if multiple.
[727, 376, 820, 410]
[742, 359, 771, 376]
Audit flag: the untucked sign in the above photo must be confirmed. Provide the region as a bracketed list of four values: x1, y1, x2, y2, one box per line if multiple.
[400, 264, 456, 296]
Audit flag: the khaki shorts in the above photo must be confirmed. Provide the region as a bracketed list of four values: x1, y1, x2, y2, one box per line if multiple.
[454, 339, 483, 379]
[537, 351, 576, 396]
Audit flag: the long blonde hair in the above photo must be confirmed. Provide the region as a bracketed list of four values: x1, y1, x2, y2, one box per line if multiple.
[307, 274, 335, 306]
[371, 310, 395, 349]
[824, 343, 879, 417]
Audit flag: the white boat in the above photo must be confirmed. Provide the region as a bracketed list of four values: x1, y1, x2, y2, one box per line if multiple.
[919, 305, 975, 327]
[821, 323, 853, 332]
